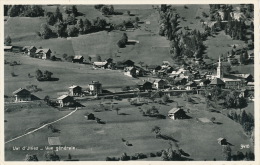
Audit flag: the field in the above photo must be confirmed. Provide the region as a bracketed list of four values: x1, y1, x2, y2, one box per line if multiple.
[5, 96, 253, 161]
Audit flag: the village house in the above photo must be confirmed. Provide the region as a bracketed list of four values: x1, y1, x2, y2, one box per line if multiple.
[246, 82, 254, 90]
[68, 85, 82, 96]
[153, 79, 166, 89]
[89, 81, 102, 95]
[124, 67, 137, 77]
[230, 74, 254, 82]
[174, 77, 187, 85]
[35, 48, 52, 60]
[72, 55, 84, 63]
[22, 46, 37, 56]
[13, 88, 31, 102]
[199, 79, 211, 87]
[185, 81, 197, 90]
[57, 95, 74, 107]
[147, 65, 162, 74]
[222, 78, 242, 89]
[168, 108, 187, 120]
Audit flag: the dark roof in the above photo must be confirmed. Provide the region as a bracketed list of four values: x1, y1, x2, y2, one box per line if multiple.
[210, 78, 225, 85]
[13, 88, 31, 95]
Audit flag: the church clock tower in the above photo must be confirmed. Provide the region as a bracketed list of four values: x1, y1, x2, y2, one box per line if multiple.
[217, 56, 223, 78]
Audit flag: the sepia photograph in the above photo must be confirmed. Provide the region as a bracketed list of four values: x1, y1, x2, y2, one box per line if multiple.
[3, 1, 257, 162]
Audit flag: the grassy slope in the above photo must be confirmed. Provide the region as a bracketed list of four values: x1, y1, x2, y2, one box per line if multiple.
[4, 54, 137, 99]
[5, 96, 252, 161]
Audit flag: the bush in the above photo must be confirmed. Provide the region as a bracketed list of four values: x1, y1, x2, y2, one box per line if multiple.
[117, 39, 126, 48]
[149, 153, 156, 157]
[134, 153, 147, 159]
[156, 151, 162, 157]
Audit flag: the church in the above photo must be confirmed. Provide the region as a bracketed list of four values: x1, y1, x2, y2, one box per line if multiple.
[211, 56, 244, 89]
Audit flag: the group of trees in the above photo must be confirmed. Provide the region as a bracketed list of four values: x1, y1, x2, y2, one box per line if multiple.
[159, 5, 207, 60]
[4, 5, 44, 17]
[228, 110, 254, 134]
[94, 5, 115, 15]
[35, 69, 53, 81]
[117, 33, 128, 48]
[38, 6, 108, 39]
[224, 91, 247, 109]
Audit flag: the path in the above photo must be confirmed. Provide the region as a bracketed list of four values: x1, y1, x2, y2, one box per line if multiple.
[5, 108, 78, 144]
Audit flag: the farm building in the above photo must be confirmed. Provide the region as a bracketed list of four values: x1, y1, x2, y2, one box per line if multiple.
[4, 46, 13, 52]
[137, 81, 153, 91]
[93, 62, 108, 69]
[13, 88, 31, 102]
[72, 55, 84, 63]
[85, 113, 95, 120]
[35, 48, 52, 60]
[89, 81, 102, 95]
[147, 65, 162, 73]
[222, 78, 242, 89]
[217, 138, 227, 145]
[22, 46, 37, 56]
[68, 85, 82, 96]
[57, 95, 74, 107]
[168, 108, 186, 120]
[153, 79, 166, 89]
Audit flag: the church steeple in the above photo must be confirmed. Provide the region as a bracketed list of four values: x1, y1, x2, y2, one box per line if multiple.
[217, 56, 223, 78]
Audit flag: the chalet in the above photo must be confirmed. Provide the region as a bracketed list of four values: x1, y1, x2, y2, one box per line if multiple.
[124, 67, 137, 77]
[36, 48, 52, 60]
[153, 79, 166, 89]
[137, 81, 153, 91]
[22, 46, 37, 56]
[185, 82, 197, 90]
[93, 62, 108, 69]
[168, 108, 186, 120]
[136, 68, 144, 77]
[125, 22, 134, 29]
[210, 78, 225, 88]
[89, 81, 102, 95]
[121, 60, 135, 67]
[57, 95, 74, 107]
[13, 88, 31, 102]
[72, 55, 84, 63]
[4, 46, 13, 52]
[68, 85, 82, 96]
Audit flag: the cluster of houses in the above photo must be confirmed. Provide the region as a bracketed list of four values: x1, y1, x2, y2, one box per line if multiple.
[4, 45, 52, 60]
[12, 81, 103, 107]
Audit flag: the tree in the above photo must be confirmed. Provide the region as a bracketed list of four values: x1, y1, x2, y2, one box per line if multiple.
[66, 25, 78, 37]
[55, 6, 63, 21]
[96, 55, 102, 62]
[43, 70, 53, 80]
[101, 6, 110, 15]
[35, 69, 43, 80]
[71, 5, 78, 16]
[88, 56, 92, 62]
[210, 117, 216, 123]
[83, 18, 92, 33]
[117, 40, 126, 48]
[44, 151, 60, 161]
[62, 53, 68, 59]
[115, 107, 120, 115]
[151, 126, 161, 137]
[66, 14, 76, 25]
[162, 95, 170, 103]
[127, 10, 130, 15]
[4, 35, 12, 46]
[24, 154, 38, 161]
[47, 14, 56, 26]
[76, 19, 84, 34]
[135, 17, 140, 22]
[40, 24, 53, 39]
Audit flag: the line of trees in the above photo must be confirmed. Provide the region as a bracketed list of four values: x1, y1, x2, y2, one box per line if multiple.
[4, 5, 45, 17]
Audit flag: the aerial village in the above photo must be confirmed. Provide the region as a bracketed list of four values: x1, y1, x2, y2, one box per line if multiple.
[4, 4, 255, 161]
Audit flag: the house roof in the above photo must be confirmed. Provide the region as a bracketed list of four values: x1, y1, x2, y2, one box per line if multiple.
[22, 46, 36, 50]
[36, 48, 51, 54]
[186, 82, 197, 86]
[4, 46, 13, 49]
[13, 88, 31, 95]
[57, 95, 70, 100]
[73, 55, 84, 59]
[247, 82, 254, 86]
[168, 108, 183, 114]
[147, 65, 161, 70]
[210, 78, 225, 85]
[89, 81, 101, 85]
[154, 79, 165, 83]
[93, 62, 107, 66]
[231, 74, 252, 79]
[69, 85, 81, 89]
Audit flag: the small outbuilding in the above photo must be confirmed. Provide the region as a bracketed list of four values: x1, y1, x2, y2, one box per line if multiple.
[217, 138, 227, 145]
[168, 108, 186, 120]
[84, 113, 95, 120]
